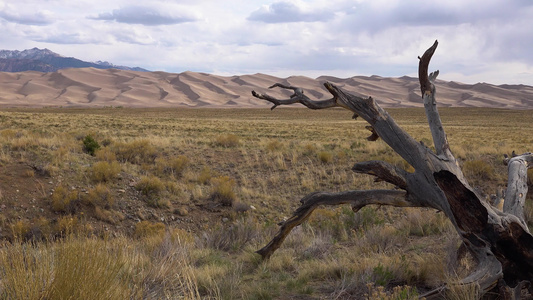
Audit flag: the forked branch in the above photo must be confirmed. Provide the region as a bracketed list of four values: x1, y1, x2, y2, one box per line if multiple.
[251, 83, 338, 110]
[256, 189, 416, 259]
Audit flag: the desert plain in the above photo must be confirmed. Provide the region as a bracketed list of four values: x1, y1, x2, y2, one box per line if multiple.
[0, 68, 532, 299]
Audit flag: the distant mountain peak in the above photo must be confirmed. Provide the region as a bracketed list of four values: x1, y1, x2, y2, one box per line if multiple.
[0, 48, 148, 73]
[0, 48, 61, 60]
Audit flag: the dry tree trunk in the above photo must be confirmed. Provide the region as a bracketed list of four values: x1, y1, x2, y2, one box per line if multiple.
[251, 40, 533, 299]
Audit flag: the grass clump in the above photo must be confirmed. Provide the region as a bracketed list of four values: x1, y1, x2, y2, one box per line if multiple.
[55, 216, 81, 236]
[202, 218, 260, 252]
[90, 161, 121, 182]
[10, 220, 31, 241]
[135, 176, 170, 208]
[95, 147, 117, 162]
[210, 176, 236, 206]
[47, 237, 128, 300]
[136, 176, 164, 197]
[113, 139, 157, 164]
[0, 240, 54, 299]
[82, 135, 100, 156]
[462, 159, 494, 180]
[85, 184, 114, 209]
[318, 151, 333, 163]
[302, 143, 318, 156]
[197, 166, 215, 184]
[51, 185, 79, 213]
[135, 221, 166, 238]
[266, 140, 283, 151]
[365, 283, 419, 300]
[156, 155, 189, 177]
[214, 134, 239, 148]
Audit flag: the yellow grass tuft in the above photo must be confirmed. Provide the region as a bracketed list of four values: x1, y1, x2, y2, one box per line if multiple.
[90, 161, 121, 182]
[51, 185, 79, 213]
[210, 176, 237, 206]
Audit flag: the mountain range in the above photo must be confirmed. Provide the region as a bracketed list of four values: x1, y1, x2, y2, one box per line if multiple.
[0, 48, 148, 72]
[0, 48, 532, 108]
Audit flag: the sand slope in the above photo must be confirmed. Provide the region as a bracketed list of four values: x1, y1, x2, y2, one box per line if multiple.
[0, 68, 532, 108]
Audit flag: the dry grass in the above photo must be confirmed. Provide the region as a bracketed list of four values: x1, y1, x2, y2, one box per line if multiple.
[90, 160, 121, 182]
[0, 234, 202, 300]
[0, 107, 532, 298]
[210, 175, 237, 206]
[51, 185, 79, 213]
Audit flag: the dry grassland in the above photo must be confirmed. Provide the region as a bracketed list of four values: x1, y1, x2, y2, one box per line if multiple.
[0, 107, 532, 299]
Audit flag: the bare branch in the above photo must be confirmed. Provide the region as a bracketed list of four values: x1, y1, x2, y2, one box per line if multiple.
[428, 70, 440, 82]
[251, 84, 338, 110]
[419, 40, 439, 98]
[256, 189, 416, 259]
[418, 40, 454, 159]
[352, 160, 409, 190]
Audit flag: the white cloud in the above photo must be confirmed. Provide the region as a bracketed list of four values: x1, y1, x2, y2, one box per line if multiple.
[248, 1, 332, 23]
[0, 0, 532, 85]
[92, 4, 199, 26]
[0, 8, 54, 25]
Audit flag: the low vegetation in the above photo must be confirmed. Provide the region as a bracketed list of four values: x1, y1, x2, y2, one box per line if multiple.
[0, 107, 532, 299]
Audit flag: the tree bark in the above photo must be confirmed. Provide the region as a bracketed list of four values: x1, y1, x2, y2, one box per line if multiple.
[252, 40, 533, 298]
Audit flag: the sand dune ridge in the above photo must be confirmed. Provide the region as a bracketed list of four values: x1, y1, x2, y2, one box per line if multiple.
[0, 68, 531, 108]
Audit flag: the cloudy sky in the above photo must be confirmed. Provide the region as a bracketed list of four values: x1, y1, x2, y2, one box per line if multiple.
[1, 0, 532, 84]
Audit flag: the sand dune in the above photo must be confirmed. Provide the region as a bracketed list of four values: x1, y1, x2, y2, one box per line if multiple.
[0, 68, 532, 108]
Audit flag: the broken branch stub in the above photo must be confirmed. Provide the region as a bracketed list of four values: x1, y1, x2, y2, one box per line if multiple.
[251, 40, 533, 297]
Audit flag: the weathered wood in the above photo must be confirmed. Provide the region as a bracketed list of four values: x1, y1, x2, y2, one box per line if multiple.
[504, 153, 533, 228]
[251, 41, 533, 297]
[418, 40, 438, 97]
[352, 160, 408, 189]
[256, 189, 416, 259]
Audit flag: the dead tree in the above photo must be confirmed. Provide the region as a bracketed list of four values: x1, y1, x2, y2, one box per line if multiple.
[251, 41, 533, 298]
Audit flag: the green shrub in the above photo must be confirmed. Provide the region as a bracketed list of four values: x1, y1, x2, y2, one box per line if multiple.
[210, 176, 236, 206]
[82, 135, 100, 156]
[90, 161, 121, 182]
[372, 263, 394, 286]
